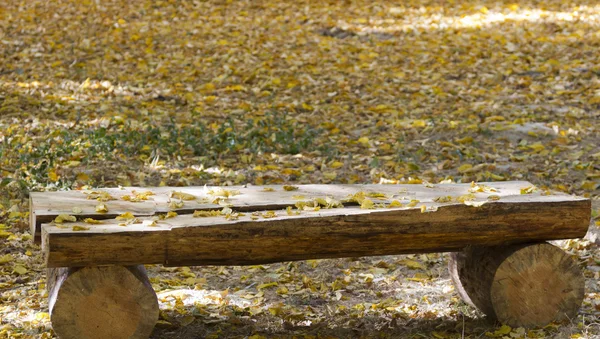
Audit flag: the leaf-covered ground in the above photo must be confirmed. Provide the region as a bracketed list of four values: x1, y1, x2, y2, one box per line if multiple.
[2, 0, 600, 337]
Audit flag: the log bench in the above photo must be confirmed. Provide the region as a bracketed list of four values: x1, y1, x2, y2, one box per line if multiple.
[31, 181, 591, 339]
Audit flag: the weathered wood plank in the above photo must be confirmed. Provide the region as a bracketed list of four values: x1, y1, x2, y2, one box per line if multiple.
[41, 185, 590, 267]
[29, 181, 580, 239]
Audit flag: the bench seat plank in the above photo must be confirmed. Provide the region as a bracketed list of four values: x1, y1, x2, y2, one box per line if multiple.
[30, 181, 577, 236]
[39, 182, 590, 267]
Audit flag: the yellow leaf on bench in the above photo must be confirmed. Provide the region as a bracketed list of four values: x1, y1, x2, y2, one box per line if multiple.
[170, 191, 196, 200]
[367, 192, 387, 199]
[406, 200, 420, 207]
[54, 214, 76, 223]
[116, 212, 135, 220]
[433, 196, 452, 203]
[168, 200, 184, 209]
[360, 198, 374, 209]
[262, 211, 277, 218]
[388, 200, 403, 208]
[143, 220, 158, 227]
[193, 210, 220, 217]
[520, 186, 538, 194]
[207, 187, 240, 198]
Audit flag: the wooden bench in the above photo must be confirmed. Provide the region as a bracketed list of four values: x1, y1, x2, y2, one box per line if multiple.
[31, 181, 591, 339]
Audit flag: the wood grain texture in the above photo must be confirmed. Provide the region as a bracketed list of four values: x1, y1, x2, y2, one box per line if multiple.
[42, 195, 590, 267]
[48, 265, 158, 339]
[30, 181, 584, 240]
[448, 243, 584, 328]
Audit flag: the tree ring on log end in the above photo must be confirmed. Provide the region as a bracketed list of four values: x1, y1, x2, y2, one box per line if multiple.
[49, 265, 158, 339]
[490, 243, 584, 328]
[449, 242, 584, 328]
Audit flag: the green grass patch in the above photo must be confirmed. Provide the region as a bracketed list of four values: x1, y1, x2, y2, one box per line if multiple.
[0, 112, 329, 187]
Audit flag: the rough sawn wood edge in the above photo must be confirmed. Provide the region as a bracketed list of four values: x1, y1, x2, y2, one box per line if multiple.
[42, 198, 591, 267]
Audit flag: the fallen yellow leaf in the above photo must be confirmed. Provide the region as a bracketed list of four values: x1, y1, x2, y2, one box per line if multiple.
[13, 265, 28, 275]
[360, 198, 374, 209]
[95, 204, 108, 213]
[170, 191, 196, 200]
[388, 200, 403, 208]
[398, 259, 426, 270]
[116, 212, 135, 220]
[54, 214, 77, 223]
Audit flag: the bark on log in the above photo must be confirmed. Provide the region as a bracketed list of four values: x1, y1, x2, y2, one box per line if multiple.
[42, 198, 590, 268]
[48, 265, 158, 339]
[449, 242, 584, 328]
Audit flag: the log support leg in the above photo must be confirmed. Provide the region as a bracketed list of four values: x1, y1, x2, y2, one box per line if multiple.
[449, 242, 584, 328]
[48, 265, 159, 339]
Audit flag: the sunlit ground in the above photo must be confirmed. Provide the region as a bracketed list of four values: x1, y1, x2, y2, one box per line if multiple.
[341, 5, 600, 32]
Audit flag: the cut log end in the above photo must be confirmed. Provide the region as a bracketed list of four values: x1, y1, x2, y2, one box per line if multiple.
[48, 265, 158, 339]
[449, 242, 584, 328]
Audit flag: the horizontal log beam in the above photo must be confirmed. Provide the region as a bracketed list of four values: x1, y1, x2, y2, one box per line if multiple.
[42, 197, 590, 267]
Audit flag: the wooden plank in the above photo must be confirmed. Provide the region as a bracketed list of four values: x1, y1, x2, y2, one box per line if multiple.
[29, 181, 577, 238]
[41, 182, 591, 267]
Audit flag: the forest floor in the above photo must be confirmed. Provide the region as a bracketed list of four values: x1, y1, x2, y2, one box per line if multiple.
[2, 0, 600, 338]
